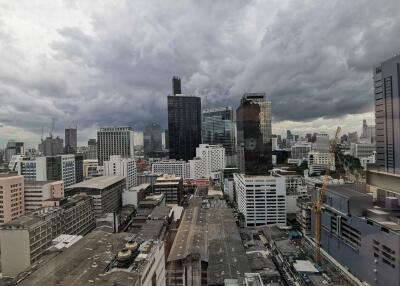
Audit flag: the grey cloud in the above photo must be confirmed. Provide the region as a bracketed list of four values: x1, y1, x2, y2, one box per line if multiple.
[0, 0, 400, 145]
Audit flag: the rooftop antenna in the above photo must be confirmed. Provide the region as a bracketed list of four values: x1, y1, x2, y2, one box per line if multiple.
[50, 118, 55, 138]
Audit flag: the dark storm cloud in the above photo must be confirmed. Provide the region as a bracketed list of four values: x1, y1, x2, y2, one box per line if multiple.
[0, 0, 400, 145]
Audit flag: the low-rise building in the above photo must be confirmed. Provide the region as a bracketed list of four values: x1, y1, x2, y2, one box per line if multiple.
[122, 183, 151, 206]
[0, 194, 96, 276]
[66, 176, 125, 218]
[10, 228, 166, 286]
[153, 174, 183, 205]
[308, 152, 335, 175]
[151, 159, 189, 179]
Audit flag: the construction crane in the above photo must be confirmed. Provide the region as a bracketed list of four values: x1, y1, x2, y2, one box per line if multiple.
[314, 126, 341, 264]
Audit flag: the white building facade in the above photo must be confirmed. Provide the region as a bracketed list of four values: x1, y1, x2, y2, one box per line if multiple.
[308, 152, 335, 174]
[104, 155, 137, 190]
[234, 174, 286, 227]
[151, 160, 190, 179]
[61, 154, 76, 187]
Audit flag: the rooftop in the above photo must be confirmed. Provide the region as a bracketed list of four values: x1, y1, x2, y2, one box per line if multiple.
[66, 176, 125, 190]
[13, 227, 161, 286]
[327, 184, 371, 198]
[128, 183, 151, 192]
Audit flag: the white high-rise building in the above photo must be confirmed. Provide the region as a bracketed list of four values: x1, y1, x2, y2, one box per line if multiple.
[188, 157, 206, 179]
[61, 154, 76, 187]
[97, 127, 135, 165]
[195, 144, 225, 179]
[233, 174, 286, 227]
[104, 155, 137, 189]
[151, 160, 190, 179]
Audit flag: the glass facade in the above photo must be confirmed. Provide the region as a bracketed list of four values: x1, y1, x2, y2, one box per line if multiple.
[201, 107, 236, 155]
[374, 55, 400, 173]
[236, 93, 272, 175]
[143, 123, 163, 157]
[167, 95, 201, 161]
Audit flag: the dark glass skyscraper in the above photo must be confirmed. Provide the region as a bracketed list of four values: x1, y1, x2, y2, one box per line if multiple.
[374, 55, 400, 173]
[167, 80, 201, 161]
[236, 93, 272, 175]
[172, 76, 182, 95]
[65, 128, 77, 154]
[144, 123, 163, 157]
[202, 107, 236, 155]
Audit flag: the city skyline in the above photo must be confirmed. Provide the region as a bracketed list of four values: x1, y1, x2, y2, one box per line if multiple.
[1, 1, 399, 146]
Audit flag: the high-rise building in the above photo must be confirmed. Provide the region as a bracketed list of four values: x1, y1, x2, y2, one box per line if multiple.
[64, 128, 77, 154]
[97, 127, 134, 165]
[4, 141, 24, 162]
[192, 144, 225, 180]
[313, 133, 330, 152]
[143, 123, 163, 157]
[202, 107, 236, 156]
[0, 174, 25, 224]
[38, 136, 63, 156]
[234, 174, 286, 227]
[86, 138, 97, 159]
[103, 155, 137, 189]
[167, 90, 201, 161]
[172, 76, 181, 95]
[374, 55, 400, 173]
[74, 154, 84, 183]
[236, 93, 272, 175]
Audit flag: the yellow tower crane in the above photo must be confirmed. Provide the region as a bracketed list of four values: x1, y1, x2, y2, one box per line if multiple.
[314, 126, 341, 264]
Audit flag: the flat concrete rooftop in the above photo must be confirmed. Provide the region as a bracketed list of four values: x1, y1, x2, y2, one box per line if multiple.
[67, 176, 125, 190]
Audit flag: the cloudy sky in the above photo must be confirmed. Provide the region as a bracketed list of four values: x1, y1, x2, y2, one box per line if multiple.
[0, 0, 399, 147]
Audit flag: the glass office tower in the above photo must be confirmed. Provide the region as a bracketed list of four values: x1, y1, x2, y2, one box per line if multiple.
[167, 94, 201, 161]
[144, 123, 163, 157]
[236, 93, 272, 175]
[202, 107, 236, 155]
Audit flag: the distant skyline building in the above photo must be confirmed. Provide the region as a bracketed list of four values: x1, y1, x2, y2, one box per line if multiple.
[143, 123, 163, 157]
[39, 136, 63, 156]
[201, 107, 236, 156]
[64, 128, 77, 154]
[313, 133, 330, 153]
[167, 79, 201, 161]
[236, 93, 272, 175]
[86, 138, 97, 160]
[97, 127, 134, 165]
[4, 141, 24, 162]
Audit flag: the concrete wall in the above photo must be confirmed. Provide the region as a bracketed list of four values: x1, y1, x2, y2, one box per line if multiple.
[0, 228, 30, 277]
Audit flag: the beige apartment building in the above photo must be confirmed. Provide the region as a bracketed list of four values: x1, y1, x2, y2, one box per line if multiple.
[0, 174, 25, 223]
[24, 180, 64, 211]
